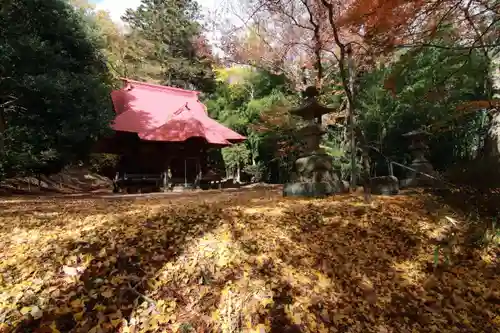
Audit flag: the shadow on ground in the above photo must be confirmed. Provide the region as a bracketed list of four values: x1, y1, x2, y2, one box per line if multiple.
[11, 204, 223, 332]
[3, 190, 499, 332]
[4, 190, 270, 332]
[227, 195, 499, 332]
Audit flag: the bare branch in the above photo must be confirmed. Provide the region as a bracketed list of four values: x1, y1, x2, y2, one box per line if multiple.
[301, 0, 323, 86]
[318, 0, 352, 107]
[396, 42, 500, 50]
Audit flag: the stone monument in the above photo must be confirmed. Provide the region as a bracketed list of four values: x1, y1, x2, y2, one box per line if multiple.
[400, 130, 436, 188]
[283, 86, 346, 197]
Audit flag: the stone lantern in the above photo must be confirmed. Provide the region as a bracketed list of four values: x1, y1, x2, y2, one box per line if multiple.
[283, 87, 345, 197]
[401, 130, 436, 187]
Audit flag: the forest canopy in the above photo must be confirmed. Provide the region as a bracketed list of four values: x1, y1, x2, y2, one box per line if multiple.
[0, 0, 115, 178]
[0, 0, 499, 187]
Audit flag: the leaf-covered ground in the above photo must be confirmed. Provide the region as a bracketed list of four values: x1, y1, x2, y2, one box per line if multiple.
[0, 189, 498, 332]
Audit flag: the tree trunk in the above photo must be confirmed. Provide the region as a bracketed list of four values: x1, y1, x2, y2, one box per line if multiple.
[319, 0, 372, 203]
[0, 95, 14, 157]
[354, 126, 372, 202]
[0, 108, 5, 156]
[236, 163, 241, 183]
[361, 148, 372, 203]
[347, 45, 357, 191]
[482, 111, 500, 158]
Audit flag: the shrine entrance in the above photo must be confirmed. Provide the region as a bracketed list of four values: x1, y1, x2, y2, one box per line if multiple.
[169, 156, 202, 189]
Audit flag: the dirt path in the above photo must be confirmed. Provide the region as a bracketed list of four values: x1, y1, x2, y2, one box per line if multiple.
[0, 185, 282, 203]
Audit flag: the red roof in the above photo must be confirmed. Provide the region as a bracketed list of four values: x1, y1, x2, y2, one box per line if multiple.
[110, 79, 246, 145]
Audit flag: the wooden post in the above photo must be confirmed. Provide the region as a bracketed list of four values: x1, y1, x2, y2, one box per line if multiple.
[184, 159, 187, 188]
[196, 157, 202, 189]
[236, 163, 241, 183]
[163, 157, 171, 192]
[113, 172, 119, 193]
[162, 171, 167, 192]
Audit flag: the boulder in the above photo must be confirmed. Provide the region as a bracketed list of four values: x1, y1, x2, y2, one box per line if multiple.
[283, 181, 343, 198]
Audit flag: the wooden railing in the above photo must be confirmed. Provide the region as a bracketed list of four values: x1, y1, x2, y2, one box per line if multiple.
[113, 172, 164, 193]
[112, 171, 225, 193]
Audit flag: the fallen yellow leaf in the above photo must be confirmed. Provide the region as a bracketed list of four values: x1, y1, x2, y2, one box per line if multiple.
[73, 310, 85, 321]
[20, 306, 31, 315]
[70, 299, 84, 308]
[1, 187, 499, 333]
[93, 303, 106, 311]
[49, 322, 60, 333]
[110, 318, 122, 328]
[260, 297, 273, 308]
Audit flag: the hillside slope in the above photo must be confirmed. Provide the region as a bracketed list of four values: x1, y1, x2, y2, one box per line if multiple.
[0, 167, 112, 195]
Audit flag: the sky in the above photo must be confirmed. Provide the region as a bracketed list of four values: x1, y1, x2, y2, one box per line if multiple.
[91, 0, 242, 56]
[92, 0, 222, 25]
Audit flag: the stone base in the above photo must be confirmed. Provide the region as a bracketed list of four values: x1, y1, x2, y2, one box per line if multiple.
[400, 177, 442, 189]
[342, 180, 350, 191]
[370, 176, 399, 195]
[283, 182, 343, 198]
[401, 161, 436, 188]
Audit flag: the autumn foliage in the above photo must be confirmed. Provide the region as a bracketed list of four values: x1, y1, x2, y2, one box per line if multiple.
[221, 0, 498, 86]
[250, 104, 303, 158]
[0, 189, 499, 332]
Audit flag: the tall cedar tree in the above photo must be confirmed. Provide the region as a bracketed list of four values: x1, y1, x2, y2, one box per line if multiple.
[123, 0, 216, 92]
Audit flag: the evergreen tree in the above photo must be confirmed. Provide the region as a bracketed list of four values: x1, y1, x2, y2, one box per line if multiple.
[0, 0, 114, 178]
[123, 0, 216, 92]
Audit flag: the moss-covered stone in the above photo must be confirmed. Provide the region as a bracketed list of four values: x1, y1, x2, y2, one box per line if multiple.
[283, 181, 343, 197]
